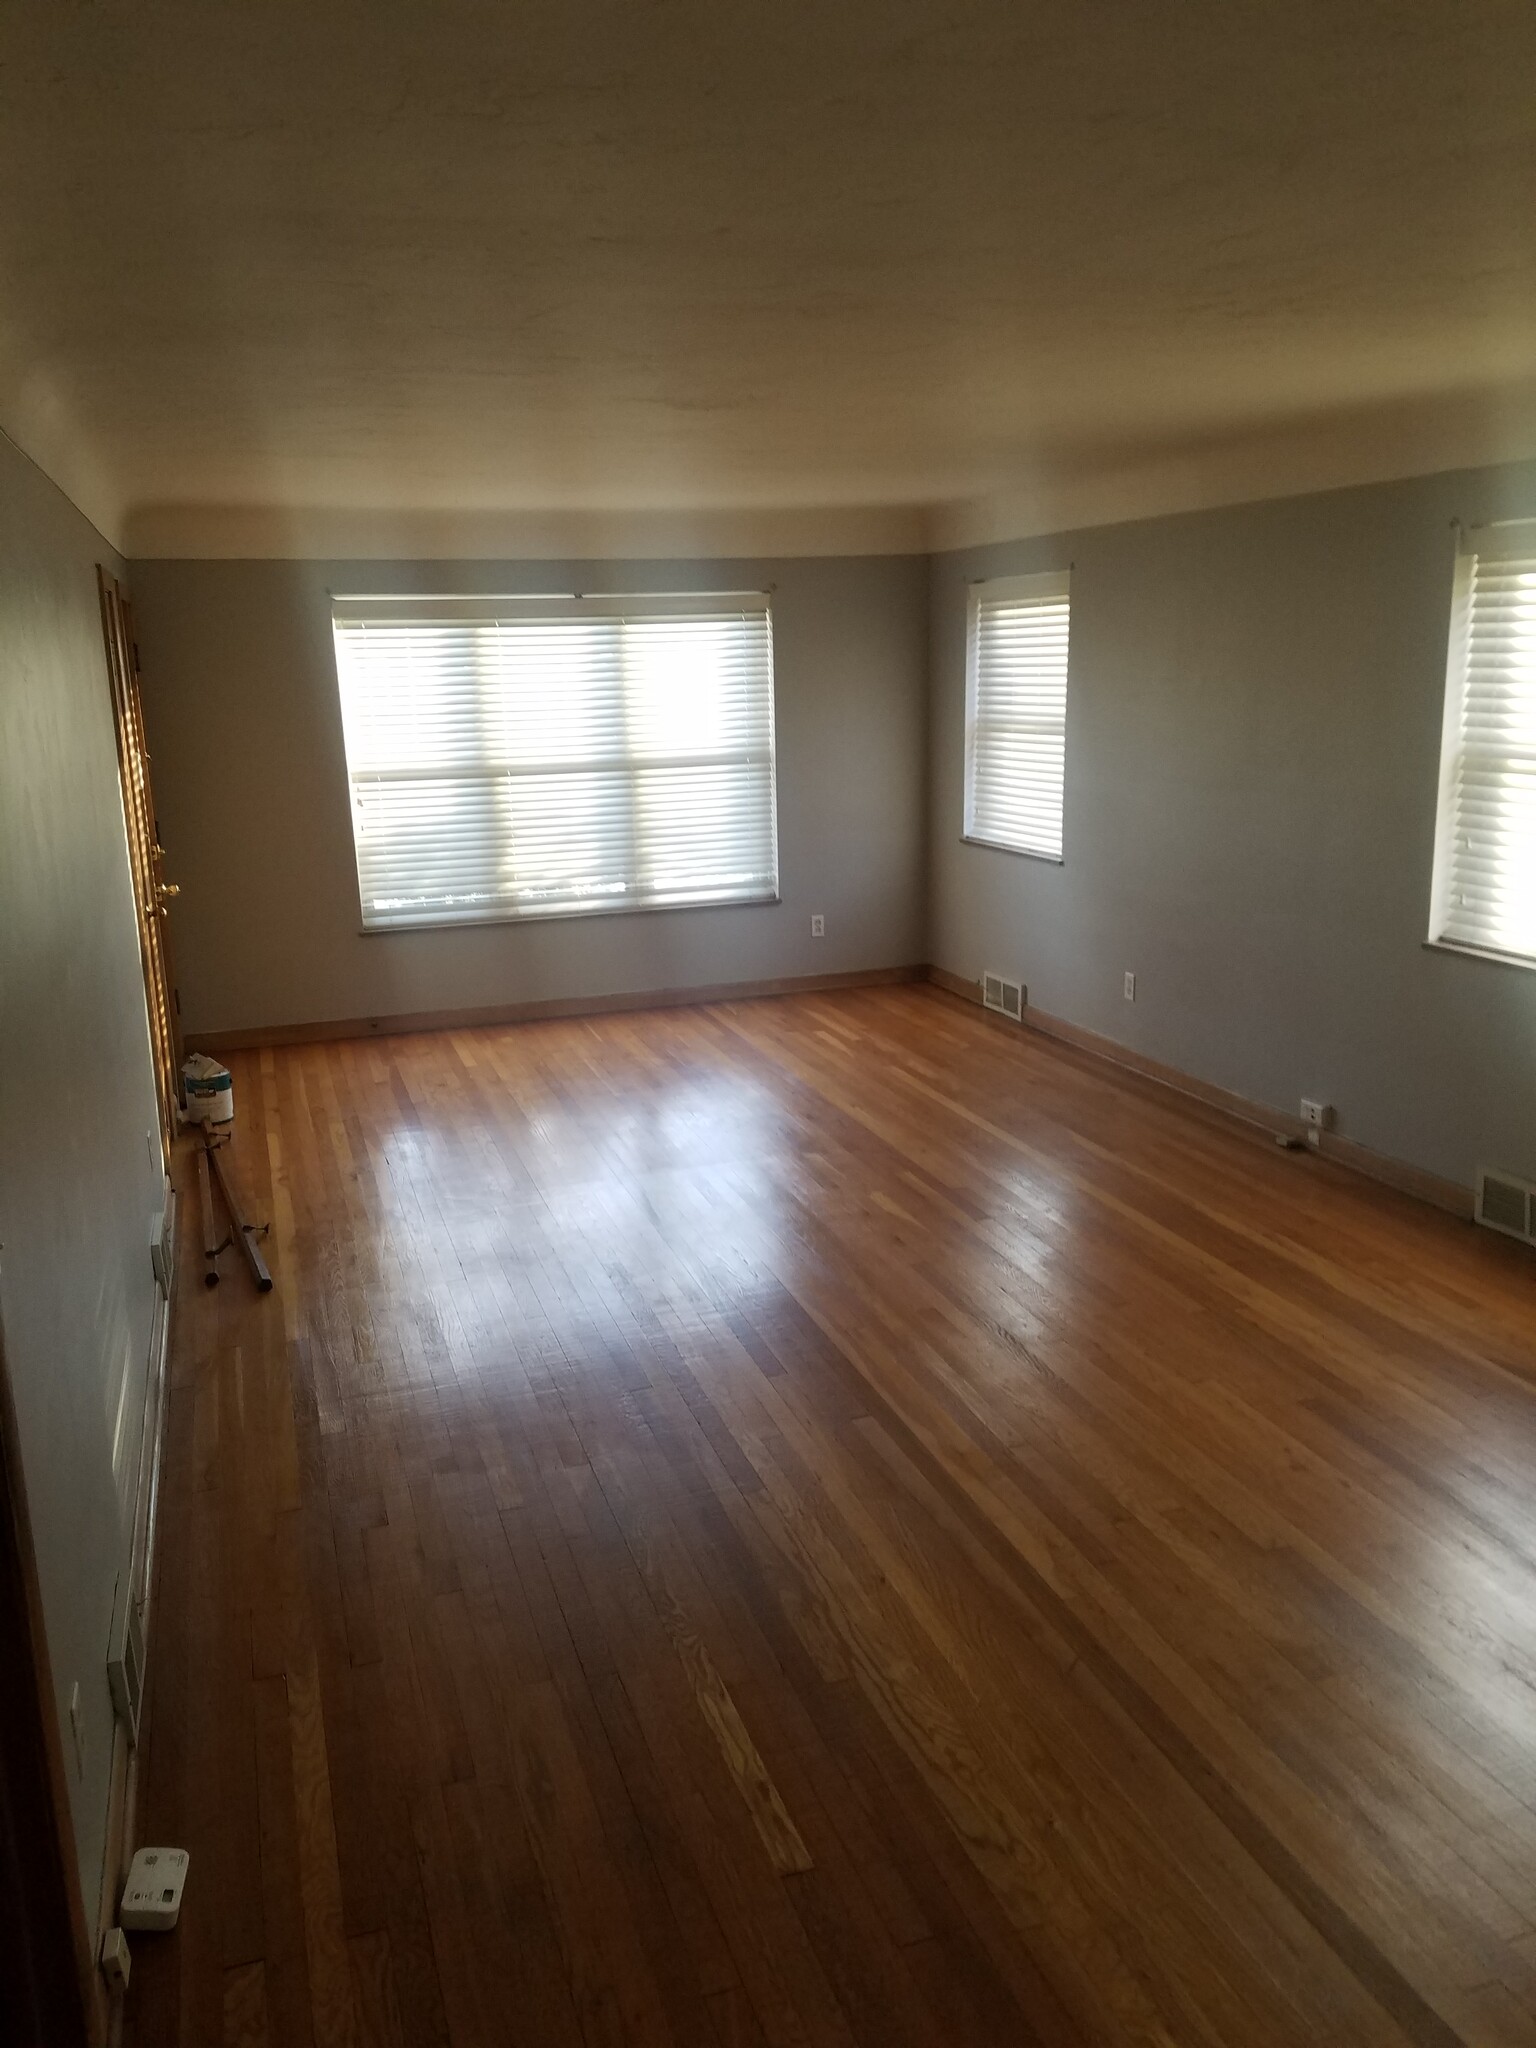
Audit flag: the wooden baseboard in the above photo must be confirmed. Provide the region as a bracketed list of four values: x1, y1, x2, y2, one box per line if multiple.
[185, 964, 929, 1054]
[926, 966, 1473, 1219]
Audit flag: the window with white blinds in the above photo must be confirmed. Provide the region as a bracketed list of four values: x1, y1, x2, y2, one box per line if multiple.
[1429, 529, 1536, 967]
[332, 594, 778, 930]
[963, 570, 1070, 861]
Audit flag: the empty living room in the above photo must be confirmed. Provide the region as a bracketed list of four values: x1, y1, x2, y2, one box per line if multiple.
[4, 4, 1536, 2044]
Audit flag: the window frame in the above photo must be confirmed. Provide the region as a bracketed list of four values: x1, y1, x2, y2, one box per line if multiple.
[1426, 522, 1536, 974]
[962, 567, 1071, 865]
[330, 589, 780, 934]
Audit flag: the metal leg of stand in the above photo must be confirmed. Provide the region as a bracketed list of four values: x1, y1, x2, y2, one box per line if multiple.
[204, 1131, 273, 1293]
[196, 1138, 226, 1286]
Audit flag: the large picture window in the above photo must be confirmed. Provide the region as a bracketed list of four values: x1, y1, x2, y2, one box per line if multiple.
[332, 594, 778, 930]
[963, 570, 1070, 862]
[1429, 527, 1536, 968]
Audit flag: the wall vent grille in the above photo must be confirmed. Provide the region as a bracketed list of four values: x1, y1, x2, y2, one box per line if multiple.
[1476, 1169, 1535, 1245]
[107, 1219, 173, 1747]
[982, 972, 1025, 1022]
[108, 1595, 147, 1744]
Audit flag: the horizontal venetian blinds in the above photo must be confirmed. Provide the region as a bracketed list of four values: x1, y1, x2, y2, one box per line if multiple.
[332, 595, 778, 930]
[964, 570, 1070, 861]
[1431, 536, 1536, 965]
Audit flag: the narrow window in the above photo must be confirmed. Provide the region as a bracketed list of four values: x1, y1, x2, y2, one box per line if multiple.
[964, 570, 1070, 862]
[1429, 527, 1536, 967]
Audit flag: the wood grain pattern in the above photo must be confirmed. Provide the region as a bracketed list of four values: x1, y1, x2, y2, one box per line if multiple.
[125, 986, 1536, 2046]
[0, 1323, 101, 2047]
[98, 566, 183, 1160]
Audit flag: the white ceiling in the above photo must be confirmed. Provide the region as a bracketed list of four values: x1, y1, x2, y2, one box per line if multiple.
[3, 1, 1534, 555]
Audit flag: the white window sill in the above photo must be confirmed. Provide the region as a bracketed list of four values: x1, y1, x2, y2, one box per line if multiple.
[961, 834, 1064, 866]
[1422, 937, 1536, 975]
[359, 891, 782, 934]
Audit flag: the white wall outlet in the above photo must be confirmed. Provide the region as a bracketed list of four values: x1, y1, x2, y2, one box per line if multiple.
[121, 1846, 190, 1931]
[68, 1680, 86, 1779]
[1300, 1098, 1332, 1131]
[100, 1926, 131, 1993]
[1123, 971, 1136, 1001]
[810, 914, 825, 937]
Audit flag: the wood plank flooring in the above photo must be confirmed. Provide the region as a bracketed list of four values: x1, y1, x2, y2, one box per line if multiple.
[124, 985, 1536, 2047]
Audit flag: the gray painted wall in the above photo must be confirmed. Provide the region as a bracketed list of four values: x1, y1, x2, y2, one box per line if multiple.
[0, 433, 165, 1911]
[929, 461, 1536, 1191]
[130, 556, 929, 1036]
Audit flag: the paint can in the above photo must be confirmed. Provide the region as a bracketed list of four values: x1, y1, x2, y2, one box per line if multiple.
[183, 1053, 234, 1126]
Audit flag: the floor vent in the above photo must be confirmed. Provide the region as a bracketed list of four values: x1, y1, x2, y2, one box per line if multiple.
[982, 972, 1025, 1021]
[1476, 1168, 1536, 1245]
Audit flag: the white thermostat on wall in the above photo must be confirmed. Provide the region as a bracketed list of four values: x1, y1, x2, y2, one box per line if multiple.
[121, 1846, 189, 1931]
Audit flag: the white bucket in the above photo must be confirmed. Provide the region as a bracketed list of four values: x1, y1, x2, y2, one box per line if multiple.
[183, 1053, 233, 1126]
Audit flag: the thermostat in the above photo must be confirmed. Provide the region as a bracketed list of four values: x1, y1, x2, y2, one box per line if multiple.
[121, 1846, 189, 1931]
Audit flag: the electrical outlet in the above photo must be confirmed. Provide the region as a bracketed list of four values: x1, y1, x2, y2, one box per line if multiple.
[1123, 971, 1136, 1001]
[810, 914, 825, 937]
[68, 1681, 86, 1779]
[1300, 1098, 1332, 1131]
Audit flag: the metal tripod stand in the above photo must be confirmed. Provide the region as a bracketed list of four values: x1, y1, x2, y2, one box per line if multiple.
[195, 1126, 273, 1292]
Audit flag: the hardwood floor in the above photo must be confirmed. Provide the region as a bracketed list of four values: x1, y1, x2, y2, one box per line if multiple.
[124, 985, 1536, 2048]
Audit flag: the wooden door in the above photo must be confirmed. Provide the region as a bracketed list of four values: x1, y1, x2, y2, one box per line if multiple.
[98, 570, 182, 1158]
[0, 1322, 99, 2047]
